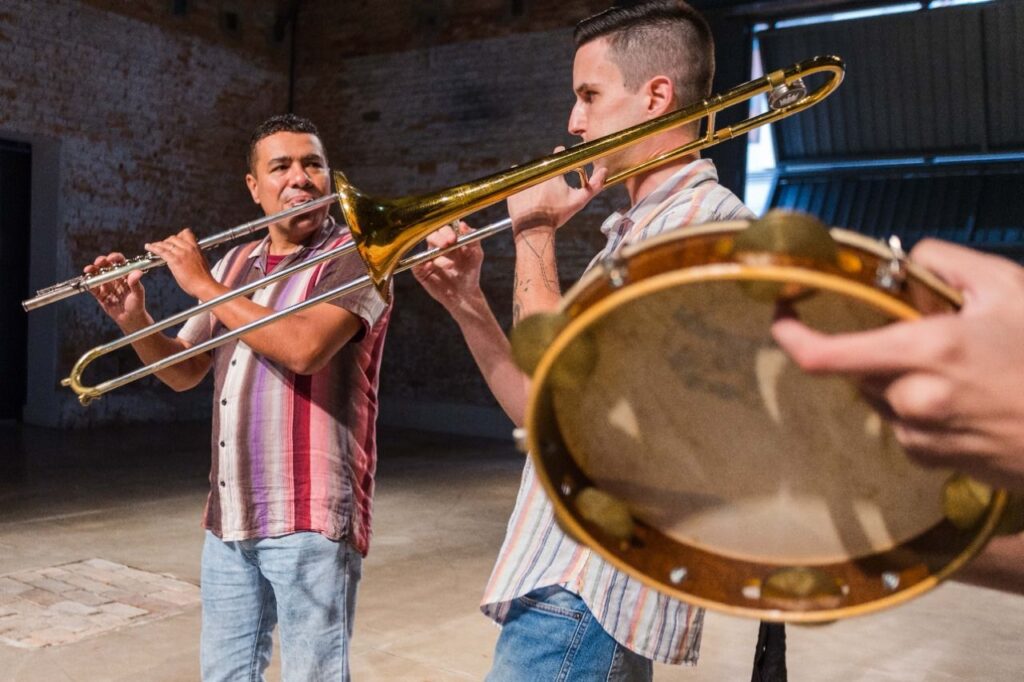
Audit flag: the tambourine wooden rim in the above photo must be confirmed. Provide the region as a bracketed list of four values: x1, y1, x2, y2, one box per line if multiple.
[524, 221, 1004, 623]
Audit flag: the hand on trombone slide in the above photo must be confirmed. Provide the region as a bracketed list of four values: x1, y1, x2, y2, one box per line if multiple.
[507, 147, 608, 235]
[412, 221, 484, 315]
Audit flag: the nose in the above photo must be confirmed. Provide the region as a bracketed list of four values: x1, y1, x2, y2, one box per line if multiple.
[568, 101, 585, 138]
[286, 162, 312, 187]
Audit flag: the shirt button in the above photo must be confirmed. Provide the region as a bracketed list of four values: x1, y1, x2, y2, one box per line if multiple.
[219, 481, 226, 487]
[231, 359, 237, 366]
[221, 399, 227, 406]
[219, 441, 225, 447]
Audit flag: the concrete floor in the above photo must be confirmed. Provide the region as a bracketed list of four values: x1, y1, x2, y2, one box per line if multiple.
[1, 421, 1022, 681]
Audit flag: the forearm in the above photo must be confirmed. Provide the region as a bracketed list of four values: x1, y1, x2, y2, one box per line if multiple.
[513, 226, 561, 323]
[195, 281, 352, 374]
[449, 290, 530, 427]
[955, 533, 1024, 595]
[120, 315, 208, 391]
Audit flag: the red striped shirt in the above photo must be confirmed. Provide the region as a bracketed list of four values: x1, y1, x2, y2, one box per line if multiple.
[179, 218, 390, 555]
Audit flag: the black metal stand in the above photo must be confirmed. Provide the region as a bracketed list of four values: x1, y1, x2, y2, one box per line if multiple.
[751, 621, 787, 682]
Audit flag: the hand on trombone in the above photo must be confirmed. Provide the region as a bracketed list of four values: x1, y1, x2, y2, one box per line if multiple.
[412, 221, 484, 316]
[507, 147, 608, 235]
[772, 239, 1024, 492]
[412, 220, 529, 427]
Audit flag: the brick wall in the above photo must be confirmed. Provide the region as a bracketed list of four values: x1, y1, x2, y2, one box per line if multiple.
[294, 1, 610, 59]
[1, 0, 288, 426]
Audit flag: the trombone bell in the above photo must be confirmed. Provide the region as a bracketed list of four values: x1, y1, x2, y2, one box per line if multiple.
[333, 170, 457, 301]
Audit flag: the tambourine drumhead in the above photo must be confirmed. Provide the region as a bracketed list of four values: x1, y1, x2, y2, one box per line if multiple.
[525, 221, 1005, 621]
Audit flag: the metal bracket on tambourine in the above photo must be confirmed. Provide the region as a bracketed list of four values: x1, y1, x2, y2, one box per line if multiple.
[600, 253, 631, 290]
[729, 210, 840, 302]
[876, 235, 909, 293]
[510, 312, 569, 376]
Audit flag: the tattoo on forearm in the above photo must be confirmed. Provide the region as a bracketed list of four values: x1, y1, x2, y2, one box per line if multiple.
[520, 233, 558, 291]
[512, 272, 529, 325]
[513, 231, 558, 324]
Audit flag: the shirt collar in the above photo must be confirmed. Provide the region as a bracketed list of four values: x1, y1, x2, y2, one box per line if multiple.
[599, 158, 719, 237]
[247, 215, 339, 263]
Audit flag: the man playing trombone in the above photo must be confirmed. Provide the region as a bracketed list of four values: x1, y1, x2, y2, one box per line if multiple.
[85, 114, 389, 681]
[415, 2, 754, 679]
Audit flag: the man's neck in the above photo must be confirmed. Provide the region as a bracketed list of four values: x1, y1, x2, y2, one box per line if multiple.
[623, 150, 700, 207]
[266, 215, 327, 255]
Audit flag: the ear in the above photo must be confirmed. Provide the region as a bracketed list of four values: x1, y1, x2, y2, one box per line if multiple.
[245, 172, 260, 204]
[645, 76, 675, 118]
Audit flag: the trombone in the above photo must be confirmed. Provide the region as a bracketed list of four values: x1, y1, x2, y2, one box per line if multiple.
[53, 55, 844, 405]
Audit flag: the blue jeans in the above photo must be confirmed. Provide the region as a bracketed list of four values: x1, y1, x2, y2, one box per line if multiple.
[200, 531, 362, 682]
[486, 586, 654, 681]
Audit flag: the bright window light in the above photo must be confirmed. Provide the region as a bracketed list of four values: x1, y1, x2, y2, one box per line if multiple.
[928, 0, 992, 7]
[743, 35, 777, 214]
[774, 3, 923, 29]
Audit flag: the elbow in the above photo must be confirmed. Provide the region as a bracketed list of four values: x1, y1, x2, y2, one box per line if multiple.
[168, 367, 207, 391]
[158, 358, 209, 392]
[279, 327, 356, 375]
[283, 350, 332, 376]
[163, 374, 203, 393]
[286, 362, 321, 376]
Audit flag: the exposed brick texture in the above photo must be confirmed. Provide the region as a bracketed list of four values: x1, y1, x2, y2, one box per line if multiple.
[3, 1, 737, 428]
[2, 0, 288, 425]
[294, 1, 611, 59]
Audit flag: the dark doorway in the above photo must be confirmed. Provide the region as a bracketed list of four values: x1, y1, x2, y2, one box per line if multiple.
[0, 139, 32, 421]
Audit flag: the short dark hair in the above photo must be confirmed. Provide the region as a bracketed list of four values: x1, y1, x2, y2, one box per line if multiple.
[247, 114, 323, 172]
[574, 1, 714, 109]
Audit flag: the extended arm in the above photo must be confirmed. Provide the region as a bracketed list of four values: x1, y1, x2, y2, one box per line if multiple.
[147, 229, 362, 375]
[414, 163, 607, 425]
[413, 224, 529, 426]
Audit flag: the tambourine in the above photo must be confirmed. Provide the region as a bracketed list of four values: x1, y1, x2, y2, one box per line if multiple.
[511, 210, 1009, 622]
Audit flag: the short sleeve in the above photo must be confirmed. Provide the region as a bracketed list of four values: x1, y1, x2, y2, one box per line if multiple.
[312, 250, 389, 331]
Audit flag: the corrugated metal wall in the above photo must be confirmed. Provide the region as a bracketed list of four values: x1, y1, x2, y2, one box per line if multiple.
[983, 1, 1024, 150]
[771, 163, 1024, 251]
[761, 6, 988, 161]
[757, 0, 1024, 258]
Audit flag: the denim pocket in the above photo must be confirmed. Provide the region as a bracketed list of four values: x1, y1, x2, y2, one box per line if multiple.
[516, 586, 584, 621]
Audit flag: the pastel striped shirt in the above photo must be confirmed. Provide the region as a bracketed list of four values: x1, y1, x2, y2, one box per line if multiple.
[179, 217, 390, 556]
[481, 158, 754, 664]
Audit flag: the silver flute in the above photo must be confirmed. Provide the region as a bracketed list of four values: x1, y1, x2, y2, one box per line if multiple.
[22, 193, 340, 311]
